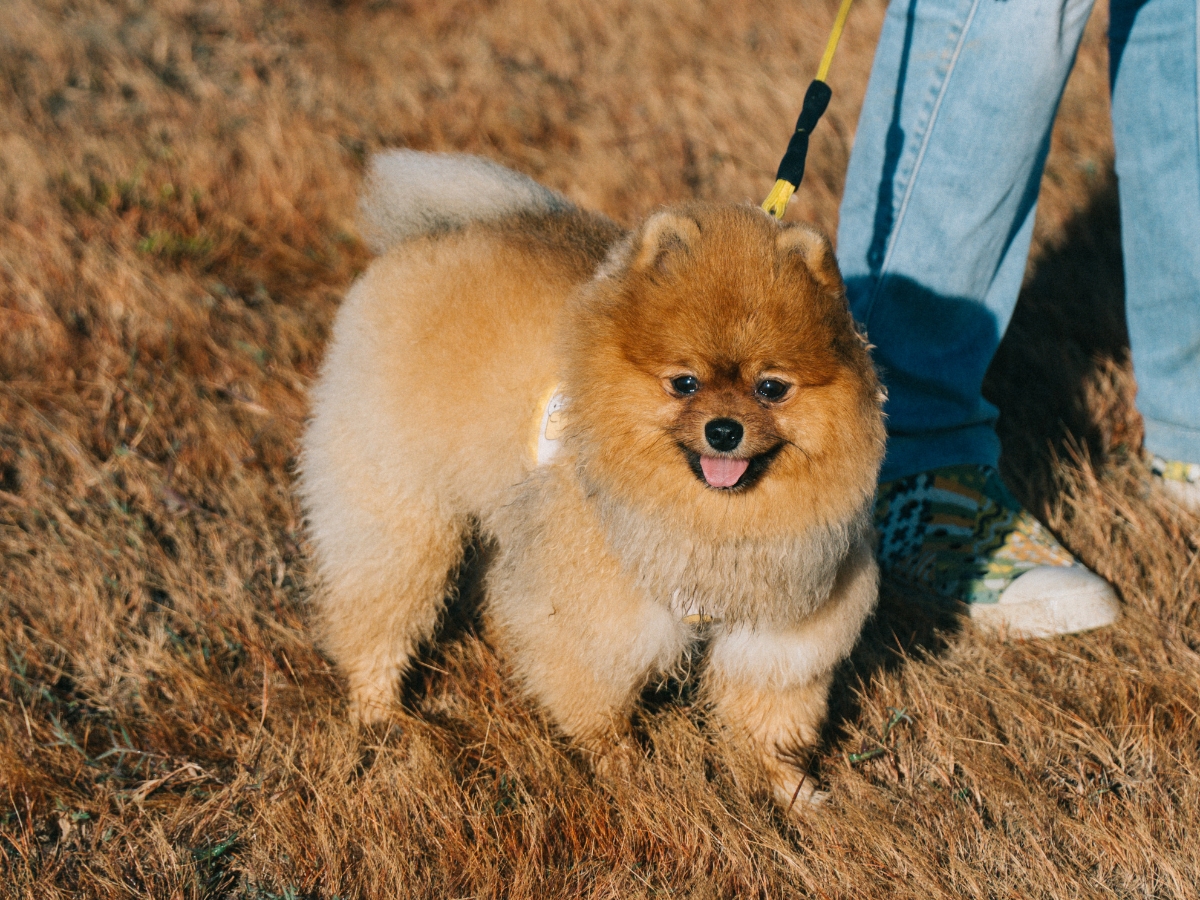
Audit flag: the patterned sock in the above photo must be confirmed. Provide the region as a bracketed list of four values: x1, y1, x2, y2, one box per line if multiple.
[874, 464, 1078, 605]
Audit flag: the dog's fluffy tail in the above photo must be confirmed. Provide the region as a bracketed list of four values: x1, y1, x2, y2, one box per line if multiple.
[358, 150, 572, 254]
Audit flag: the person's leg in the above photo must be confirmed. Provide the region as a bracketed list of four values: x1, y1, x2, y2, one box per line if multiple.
[1110, 0, 1200, 509]
[838, 0, 1095, 482]
[837, 0, 1119, 634]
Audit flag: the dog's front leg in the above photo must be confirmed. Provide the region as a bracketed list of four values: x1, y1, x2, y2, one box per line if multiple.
[490, 556, 692, 777]
[706, 539, 878, 814]
[706, 657, 834, 810]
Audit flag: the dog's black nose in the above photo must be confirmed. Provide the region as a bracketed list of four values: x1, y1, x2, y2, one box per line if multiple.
[705, 418, 743, 452]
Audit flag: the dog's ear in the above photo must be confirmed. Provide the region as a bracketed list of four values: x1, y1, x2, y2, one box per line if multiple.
[631, 211, 701, 273]
[777, 223, 843, 294]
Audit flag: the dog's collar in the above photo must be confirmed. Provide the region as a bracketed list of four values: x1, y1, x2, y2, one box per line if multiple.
[530, 385, 567, 466]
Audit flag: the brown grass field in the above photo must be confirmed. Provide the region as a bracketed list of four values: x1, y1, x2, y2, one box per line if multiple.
[2, 0, 1199, 896]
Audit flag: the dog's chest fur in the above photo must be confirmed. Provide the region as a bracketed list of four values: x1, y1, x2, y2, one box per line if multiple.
[595, 494, 870, 627]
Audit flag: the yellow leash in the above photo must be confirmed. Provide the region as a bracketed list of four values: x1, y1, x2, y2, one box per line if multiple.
[762, 0, 856, 220]
[816, 0, 855, 83]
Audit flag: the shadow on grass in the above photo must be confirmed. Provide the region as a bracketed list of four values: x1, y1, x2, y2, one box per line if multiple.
[829, 169, 1133, 753]
[987, 169, 1138, 505]
[397, 532, 495, 713]
[823, 579, 962, 753]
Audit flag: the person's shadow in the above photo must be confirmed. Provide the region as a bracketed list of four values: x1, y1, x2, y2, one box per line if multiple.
[824, 169, 1133, 751]
[988, 171, 1139, 499]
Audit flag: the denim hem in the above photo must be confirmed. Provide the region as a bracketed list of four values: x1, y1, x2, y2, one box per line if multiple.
[879, 424, 1002, 483]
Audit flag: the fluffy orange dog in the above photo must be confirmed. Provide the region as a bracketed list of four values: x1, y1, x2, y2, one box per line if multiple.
[299, 151, 885, 811]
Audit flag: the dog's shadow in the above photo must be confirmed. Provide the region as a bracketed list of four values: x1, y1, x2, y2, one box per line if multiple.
[397, 532, 496, 712]
[820, 580, 961, 753]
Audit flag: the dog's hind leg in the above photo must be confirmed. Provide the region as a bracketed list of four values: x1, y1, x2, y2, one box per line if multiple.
[705, 540, 878, 812]
[311, 499, 468, 723]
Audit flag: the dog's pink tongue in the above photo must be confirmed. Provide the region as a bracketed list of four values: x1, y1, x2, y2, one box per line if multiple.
[700, 456, 749, 488]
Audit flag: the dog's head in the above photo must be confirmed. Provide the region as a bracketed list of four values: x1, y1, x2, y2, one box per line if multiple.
[562, 204, 885, 535]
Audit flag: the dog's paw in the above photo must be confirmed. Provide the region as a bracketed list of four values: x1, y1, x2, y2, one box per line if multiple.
[346, 676, 397, 725]
[772, 770, 829, 816]
[582, 734, 640, 784]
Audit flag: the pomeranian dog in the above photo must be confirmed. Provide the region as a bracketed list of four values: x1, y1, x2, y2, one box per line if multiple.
[298, 150, 885, 812]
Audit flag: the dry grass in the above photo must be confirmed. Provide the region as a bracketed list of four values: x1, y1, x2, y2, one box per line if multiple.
[2, 0, 1198, 896]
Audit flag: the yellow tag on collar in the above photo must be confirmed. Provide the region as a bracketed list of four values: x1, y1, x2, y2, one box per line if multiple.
[530, 385, 567, 466]
[680, 599, 721, 625]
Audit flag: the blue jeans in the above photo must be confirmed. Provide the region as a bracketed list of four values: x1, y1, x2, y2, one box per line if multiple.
[838, 0, 1200, 482]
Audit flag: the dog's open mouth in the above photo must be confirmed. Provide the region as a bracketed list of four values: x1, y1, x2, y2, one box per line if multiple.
[680, 444, 783, 492]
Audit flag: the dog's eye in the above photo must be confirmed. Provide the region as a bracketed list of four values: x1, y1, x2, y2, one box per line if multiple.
[755, 379, 791, 402]
[670, 375, 700, 396]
